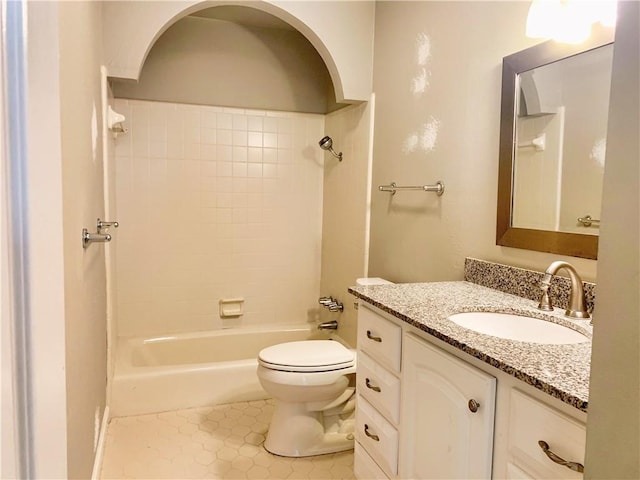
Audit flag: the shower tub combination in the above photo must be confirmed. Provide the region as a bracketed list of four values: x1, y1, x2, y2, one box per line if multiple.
[110, 325, 318, 417]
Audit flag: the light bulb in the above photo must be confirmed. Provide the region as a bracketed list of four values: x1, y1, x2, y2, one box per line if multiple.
[526, 0, 617, 44]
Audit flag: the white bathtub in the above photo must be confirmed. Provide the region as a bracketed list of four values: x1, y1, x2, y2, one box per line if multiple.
[110, 326, 317, 417]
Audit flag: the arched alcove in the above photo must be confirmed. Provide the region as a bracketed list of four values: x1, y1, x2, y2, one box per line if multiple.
[111, 6, 343, 114]
[102, 0, 374, 103]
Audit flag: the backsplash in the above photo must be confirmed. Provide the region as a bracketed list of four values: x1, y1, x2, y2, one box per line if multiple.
[464, 258, 596, 314]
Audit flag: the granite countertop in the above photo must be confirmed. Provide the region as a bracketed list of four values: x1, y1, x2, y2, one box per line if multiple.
[348, 281, 592, 412]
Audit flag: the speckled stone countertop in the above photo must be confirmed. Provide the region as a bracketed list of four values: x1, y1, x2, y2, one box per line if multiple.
[348, 281, 592, 412]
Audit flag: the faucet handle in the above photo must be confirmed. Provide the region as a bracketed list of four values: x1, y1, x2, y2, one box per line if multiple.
[537, 275, 554, 311]
[319, 297, 333, 305]
[97, 218, 119, 232]
[538, 290, 553, 311]
[328, 301, 344, 312]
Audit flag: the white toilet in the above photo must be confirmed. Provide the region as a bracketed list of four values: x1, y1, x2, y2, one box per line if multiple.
[257, 339, 357, 457]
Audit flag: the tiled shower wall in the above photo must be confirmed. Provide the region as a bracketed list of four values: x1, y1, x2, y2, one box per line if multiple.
[320, 100, 373, 348]
[113, 99, 325, 336]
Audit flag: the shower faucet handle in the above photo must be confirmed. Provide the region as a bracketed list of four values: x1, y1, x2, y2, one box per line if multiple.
[97, 218, 119, 232]
[319, 297, 334, 305]
[328, 302, 344, 312]
[82, 228, 111, 249]
[319, 296, 344, 312]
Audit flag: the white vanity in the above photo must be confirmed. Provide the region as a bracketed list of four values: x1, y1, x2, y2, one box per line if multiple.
[350, 277, 591, 480]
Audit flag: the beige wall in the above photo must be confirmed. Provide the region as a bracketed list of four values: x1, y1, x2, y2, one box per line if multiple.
[320, 100, 373, 347]
[368, 1, 598, 282]
[58, 2, 108, 478]
[104, 80, 119, 405]
[101, 0, 375, 103]
[585, 1, 639, 477]
[113, 99, 325, 336]
[112, 16, 340, 114]
[23, 2, 69, 477]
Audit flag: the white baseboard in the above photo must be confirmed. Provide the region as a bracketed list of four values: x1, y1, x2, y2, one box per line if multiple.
[91, 405, 110, 480]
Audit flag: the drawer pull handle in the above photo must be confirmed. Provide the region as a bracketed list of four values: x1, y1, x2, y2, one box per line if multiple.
[364, 424, 380, 442]
[468, 399, 480, 413]
[365, 378, 382, 392]
[538, 440, 584, 473]
[366, 330, 382, 342]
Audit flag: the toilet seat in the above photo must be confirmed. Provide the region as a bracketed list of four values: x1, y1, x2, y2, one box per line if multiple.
[258, 340, 355, 373]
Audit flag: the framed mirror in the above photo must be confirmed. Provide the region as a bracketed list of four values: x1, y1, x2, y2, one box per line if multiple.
[497, 30, 614, 259]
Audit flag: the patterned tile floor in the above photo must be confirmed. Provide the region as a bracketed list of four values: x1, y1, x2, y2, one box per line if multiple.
[100, 399, 355, 479]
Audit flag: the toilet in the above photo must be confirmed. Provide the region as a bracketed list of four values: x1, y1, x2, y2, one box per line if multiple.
[257, 340, 357, 457]
[257, 277, 391, 457]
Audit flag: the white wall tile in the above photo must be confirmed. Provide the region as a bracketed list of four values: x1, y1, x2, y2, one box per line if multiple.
[216, 113, 232, 129]
[218, 162, 233, 177]
[247, 116, 263, 132]
[233, 131, 247, 146]
[232, 147, 247, 163]
[247, 132, 263, 148]
[263, 133, 278, 149]
[115, 100, 324, 336]
[217, 129, 232, 145]
[248, 147, 263, 163]
[232, 114, 247, 131]
[263, 148, 277, 164]
[263, 117, 278, 133]
[247, 164, 262, 178]
[202, 111, 217, 129]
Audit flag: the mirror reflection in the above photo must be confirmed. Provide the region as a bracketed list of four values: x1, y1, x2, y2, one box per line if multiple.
[497, 30, 615, 260]
[512, 44, 614, 235]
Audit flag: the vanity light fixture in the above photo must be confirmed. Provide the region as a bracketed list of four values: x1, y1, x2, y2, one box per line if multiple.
[526, 0, 617, 44]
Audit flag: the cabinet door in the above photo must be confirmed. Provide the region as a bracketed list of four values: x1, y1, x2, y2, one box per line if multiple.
[399, 334, 496, 479]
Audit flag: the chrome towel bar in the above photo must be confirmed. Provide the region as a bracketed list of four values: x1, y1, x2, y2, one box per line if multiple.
[577, 215, 600, 227]
[379, 181, 445, 196]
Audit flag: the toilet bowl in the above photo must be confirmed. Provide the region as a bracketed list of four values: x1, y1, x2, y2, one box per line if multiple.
[257, 340, 357, 457]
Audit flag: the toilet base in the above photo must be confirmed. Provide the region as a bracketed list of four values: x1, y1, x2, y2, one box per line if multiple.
[264, 389, 356, 457]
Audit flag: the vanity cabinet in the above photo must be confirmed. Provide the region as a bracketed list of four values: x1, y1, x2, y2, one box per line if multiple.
[354, 303, 587, 480]
[355, 305, 402, 478]
[399, 333, 496, 479]
[355, 304, 495, 479]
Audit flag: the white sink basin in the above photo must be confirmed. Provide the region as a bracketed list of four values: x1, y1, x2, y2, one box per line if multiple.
[448, 312, 589, 344]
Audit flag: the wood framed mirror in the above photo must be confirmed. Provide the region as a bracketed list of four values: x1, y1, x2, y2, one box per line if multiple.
[496, 30, 614, 260]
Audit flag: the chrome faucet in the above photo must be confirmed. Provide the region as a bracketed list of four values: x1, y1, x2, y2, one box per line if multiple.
[318, 320, 339, 330]
[538, 261, 590, 319]
[319, 296, 344, 312]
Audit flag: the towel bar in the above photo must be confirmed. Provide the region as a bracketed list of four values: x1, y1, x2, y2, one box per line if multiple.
[379, 181, 445, 196]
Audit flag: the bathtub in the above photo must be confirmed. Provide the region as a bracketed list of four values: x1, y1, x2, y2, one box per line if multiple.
[110, 325, 318, 417]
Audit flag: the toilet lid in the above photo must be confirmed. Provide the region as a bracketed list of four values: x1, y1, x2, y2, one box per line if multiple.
[258, 340, 355, 372]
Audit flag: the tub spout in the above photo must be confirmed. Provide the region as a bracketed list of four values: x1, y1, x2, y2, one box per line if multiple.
[318, 320, 339, 330]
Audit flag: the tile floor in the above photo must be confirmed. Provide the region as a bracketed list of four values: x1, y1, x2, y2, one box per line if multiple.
[100, 399, 355, 479]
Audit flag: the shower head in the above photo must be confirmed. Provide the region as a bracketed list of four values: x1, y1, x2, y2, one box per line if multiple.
[318, 136, 343, 161]
[319, 136, 333, 150]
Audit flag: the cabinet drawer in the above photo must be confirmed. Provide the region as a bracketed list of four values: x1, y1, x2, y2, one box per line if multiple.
[355, 395, 398, 477]
[508, 389, 586, 479]
[357, 351, 400, 424]
[357, 305, 402, 373]
[354, 441, 389, 480]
